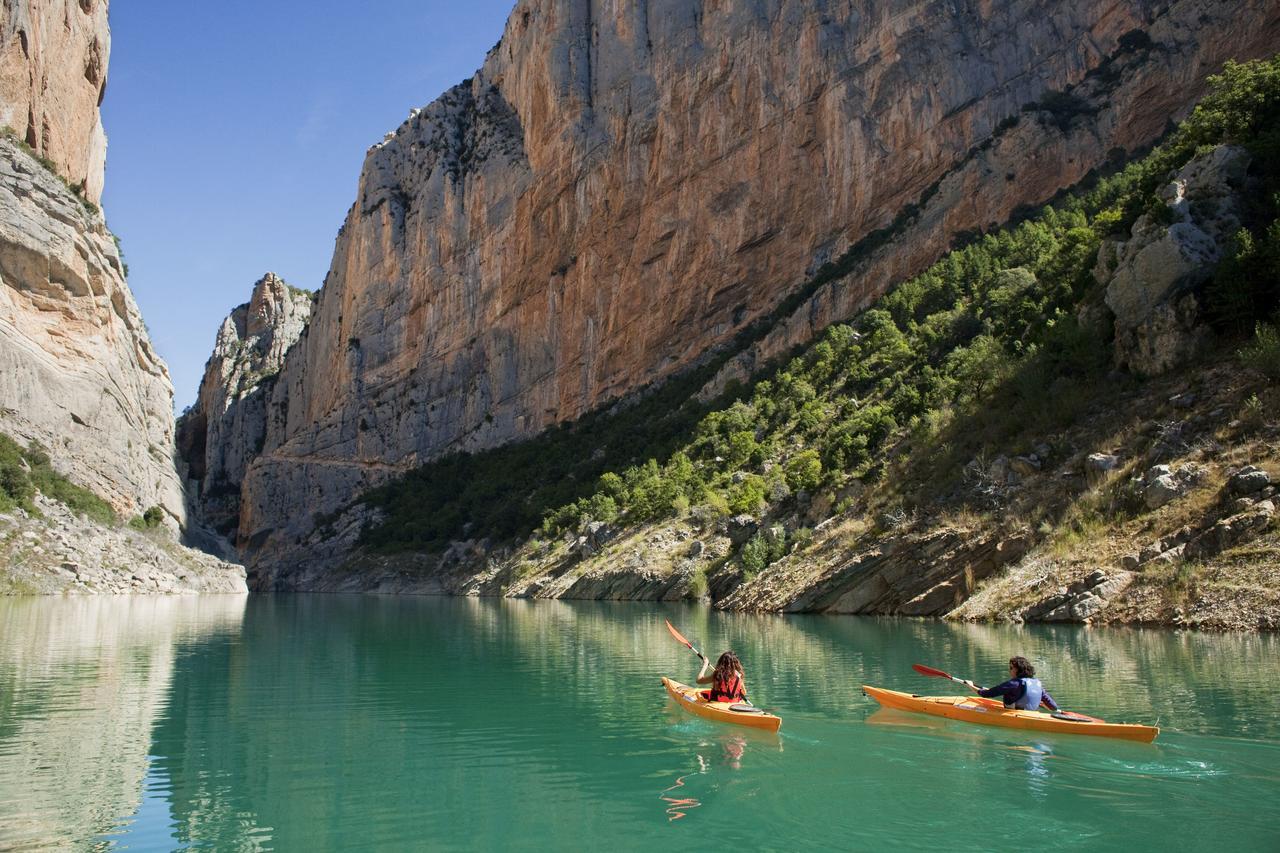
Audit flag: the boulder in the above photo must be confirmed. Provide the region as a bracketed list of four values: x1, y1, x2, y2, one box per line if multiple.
[1141, 463, 1202, 510]
[1229, 466, 1271, 496]
[1010, 456, 1041, 476]
[585, 521, 616, 549]
[1084, 453, 1121, 487]
[988, 455, 1018, 486]
[1145, 473, 1182, 509]
[1027, 570, 1132, 623]
[723, 515, 759, 545]
[1115, 292, 1211, 376]
[1185, 501, 1276, 559]
[1102, 145, 1251, 375]
[1105, 221, 1220, 327]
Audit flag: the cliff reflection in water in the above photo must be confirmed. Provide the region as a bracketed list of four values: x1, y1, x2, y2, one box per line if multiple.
[0, 595, 247, 849]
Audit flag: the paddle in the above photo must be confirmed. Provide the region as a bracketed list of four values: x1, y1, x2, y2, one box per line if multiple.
[665, 619, 705, 662]
[912, 663, 983, 692]
[912, 663, 1099, 721]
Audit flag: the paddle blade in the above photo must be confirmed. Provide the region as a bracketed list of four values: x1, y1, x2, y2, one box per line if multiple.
[665, 620, 696, 651]
[912, 663, 952, 679]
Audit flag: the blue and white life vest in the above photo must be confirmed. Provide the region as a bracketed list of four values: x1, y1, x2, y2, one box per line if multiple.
[1012, 677, 1044, 710]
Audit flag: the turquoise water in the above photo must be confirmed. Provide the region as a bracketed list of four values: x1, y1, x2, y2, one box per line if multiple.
[1, 595, 1278, 850]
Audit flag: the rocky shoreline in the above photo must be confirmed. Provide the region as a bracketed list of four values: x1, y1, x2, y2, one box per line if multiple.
[0, 495, 246, 595]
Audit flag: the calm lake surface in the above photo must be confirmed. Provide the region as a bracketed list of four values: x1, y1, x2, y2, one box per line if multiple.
[1, 595, 1277, 851]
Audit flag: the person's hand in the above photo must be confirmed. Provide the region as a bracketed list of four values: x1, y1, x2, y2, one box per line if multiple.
[962, 679, 979, 692]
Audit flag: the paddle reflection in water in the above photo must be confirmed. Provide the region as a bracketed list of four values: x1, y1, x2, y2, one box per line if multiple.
[657, 722, 781, 822]
[659, 763, 703, 821]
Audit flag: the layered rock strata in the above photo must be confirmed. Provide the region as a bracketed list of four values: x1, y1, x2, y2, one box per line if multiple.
[238, 0, 1280, 580]
[0, 134, 186, 521]
[178, 273, 311, 535]
[0, 0, 109, 203]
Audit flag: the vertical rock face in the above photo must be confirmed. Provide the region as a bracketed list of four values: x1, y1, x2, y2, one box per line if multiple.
[237, 0, 1280, 571]
[0, 135, 186, 520]
[178, 273, 312, 535]
[0, 0, 190, 526]
[0, 0, 110, 204]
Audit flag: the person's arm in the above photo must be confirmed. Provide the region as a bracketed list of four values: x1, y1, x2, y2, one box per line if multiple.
[1040, 690, 1059, 712]
[695, 656, 713, 685]
[976, 679, 1018, 702]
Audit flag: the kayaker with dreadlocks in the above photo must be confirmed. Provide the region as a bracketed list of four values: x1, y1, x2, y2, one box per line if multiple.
[964, 656, 1059, 712]
[697, 650, 748, 703]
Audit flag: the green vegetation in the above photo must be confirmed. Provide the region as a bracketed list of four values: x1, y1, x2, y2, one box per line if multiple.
[0, 125, 99, 216]
[741, 528, 788, 578]
[359, 55, 1280, 559]
[358, 358, 739, 552]
[1238, 323, 1280, 379]
[128, 505, 166, 531]
[0, 433, 116, 525]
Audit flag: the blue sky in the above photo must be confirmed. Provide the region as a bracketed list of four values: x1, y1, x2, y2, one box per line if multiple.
[101, 1, 515, 411]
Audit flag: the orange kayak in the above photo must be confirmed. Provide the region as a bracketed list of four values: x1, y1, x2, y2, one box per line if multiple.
[862, 686, 1158, 743]
[662, 677, 782, 732]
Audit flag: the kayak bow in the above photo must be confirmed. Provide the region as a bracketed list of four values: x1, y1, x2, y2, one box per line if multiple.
[862, 686, 1158, 743]
[662, 677, 782, 733]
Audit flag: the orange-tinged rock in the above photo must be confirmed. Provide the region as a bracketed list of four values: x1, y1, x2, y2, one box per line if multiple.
[0, 0, 110, 204]
[237, 0, 1280, 573]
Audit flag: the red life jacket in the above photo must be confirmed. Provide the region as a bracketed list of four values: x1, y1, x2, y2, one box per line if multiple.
[710, 671, 746, 703]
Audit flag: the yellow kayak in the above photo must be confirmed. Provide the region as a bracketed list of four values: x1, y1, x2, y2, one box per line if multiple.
[662, 677, 782, 732]
[862, 686, 1158, 743]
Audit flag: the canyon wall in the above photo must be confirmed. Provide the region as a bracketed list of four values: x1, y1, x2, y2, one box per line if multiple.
[0, 0, 189, 524]
[0, 0, 109, 204]
[236, 0, 1280, 574]
[178, 273, 312, 536]
[0, 134, 187, 522]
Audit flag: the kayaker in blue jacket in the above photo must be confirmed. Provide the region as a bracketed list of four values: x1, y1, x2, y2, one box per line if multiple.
[964, 656, 1059, 712]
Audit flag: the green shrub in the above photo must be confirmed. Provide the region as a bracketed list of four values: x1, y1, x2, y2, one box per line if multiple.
[687, 565, 708, 599]
[129, 505, 166, 530]
[1239, 323, 1280, 379]
[740, 533, 768, 577]
[727, 475, 766, 515]
[0, 433, 116, 524]
[784, 451, 823, 492]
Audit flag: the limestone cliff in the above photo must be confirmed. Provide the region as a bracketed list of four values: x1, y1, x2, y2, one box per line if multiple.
[238, 0, 1280, 572]
[0, 0, 109, 204]
[0, 134, 187, 522]
[178, 273, 312, 536]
